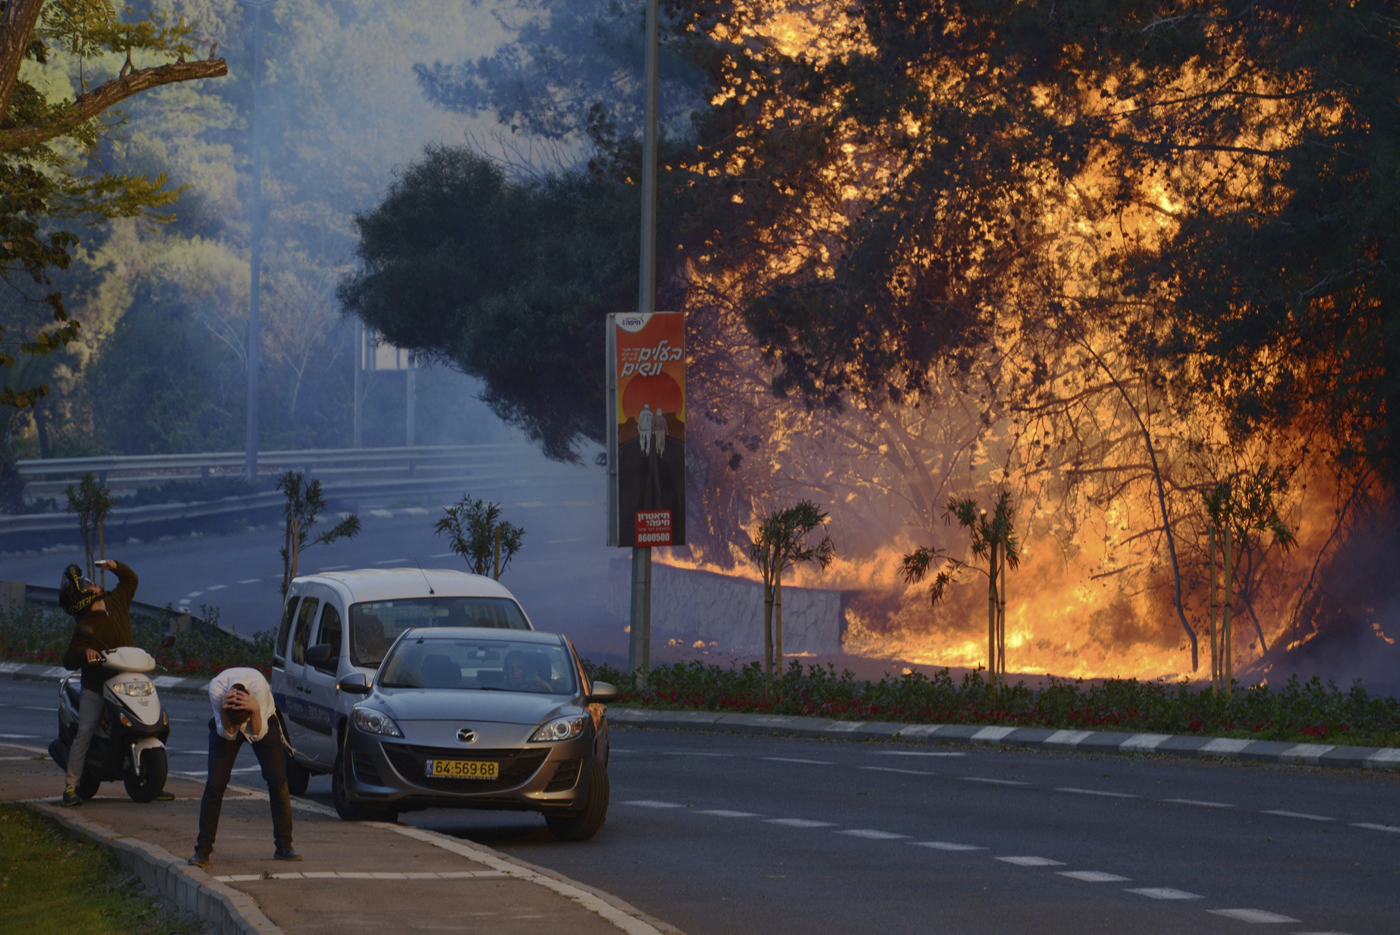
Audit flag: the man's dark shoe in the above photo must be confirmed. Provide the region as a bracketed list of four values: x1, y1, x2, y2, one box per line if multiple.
[61, 786, 81, 807]
[273, 847, 302, 861]
[188, 851, 210, 868]
[154, 790, 176, 802]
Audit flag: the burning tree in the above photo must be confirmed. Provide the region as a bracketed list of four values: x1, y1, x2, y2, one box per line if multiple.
[434, 495, 526, 580]
[748, 500, 834, 692]
[903, 492, 1021, 695]
[276, 472, 361, 597]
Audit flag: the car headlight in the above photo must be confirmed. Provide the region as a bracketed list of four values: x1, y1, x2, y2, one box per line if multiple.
[112, 680, 154, 697]
[352, 706, 403, 737]
[530, 716, 586, 742]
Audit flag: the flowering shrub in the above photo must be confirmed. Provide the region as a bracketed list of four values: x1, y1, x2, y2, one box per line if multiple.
[581, 659, 1400, 748]
[1, 603, 273, 680]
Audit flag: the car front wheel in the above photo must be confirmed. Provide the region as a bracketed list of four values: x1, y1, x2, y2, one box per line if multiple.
[545, 761, 609, 842]
[332, 742, 395, 823]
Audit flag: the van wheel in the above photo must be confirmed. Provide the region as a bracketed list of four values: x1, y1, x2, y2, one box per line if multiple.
[124, 748, 168, 803]
[545, 762, 609, 841]
[285, 749, 310, 797]
[332, 746, 394, 822]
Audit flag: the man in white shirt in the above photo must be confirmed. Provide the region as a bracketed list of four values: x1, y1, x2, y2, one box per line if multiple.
[637, 404, 653, 456]
[189, 667, 298, 866]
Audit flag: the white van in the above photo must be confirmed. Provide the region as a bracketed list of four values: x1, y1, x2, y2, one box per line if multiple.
[270, 568, 534, 793]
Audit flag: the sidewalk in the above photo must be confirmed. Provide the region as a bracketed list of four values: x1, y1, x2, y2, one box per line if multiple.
[1, 740, 674, 935]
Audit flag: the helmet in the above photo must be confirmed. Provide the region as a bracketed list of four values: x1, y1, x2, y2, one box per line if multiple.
[59, 563, 99, 617]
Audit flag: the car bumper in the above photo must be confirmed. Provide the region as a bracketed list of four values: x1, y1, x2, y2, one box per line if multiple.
[343, 725, 596, 812]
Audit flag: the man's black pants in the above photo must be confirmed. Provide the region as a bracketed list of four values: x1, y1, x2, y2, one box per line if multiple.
[195, 714, 293, 856]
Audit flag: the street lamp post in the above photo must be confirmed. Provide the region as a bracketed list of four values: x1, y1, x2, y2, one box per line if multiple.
[238, 0, 278, 485]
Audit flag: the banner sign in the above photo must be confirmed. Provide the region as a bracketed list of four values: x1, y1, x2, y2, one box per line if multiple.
[607, 312, 685, 547]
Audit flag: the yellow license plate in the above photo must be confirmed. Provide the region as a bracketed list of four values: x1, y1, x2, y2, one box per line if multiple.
[425, 759, 499, 780]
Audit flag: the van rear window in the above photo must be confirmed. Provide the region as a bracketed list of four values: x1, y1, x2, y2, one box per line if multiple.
[350, 597, 530, 667]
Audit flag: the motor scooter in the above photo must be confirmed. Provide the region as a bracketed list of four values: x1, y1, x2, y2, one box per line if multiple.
[49, 644, 172, 802]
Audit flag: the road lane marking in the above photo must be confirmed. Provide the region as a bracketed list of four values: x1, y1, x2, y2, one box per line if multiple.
[237, 578, 261, 584]
[622, 800, 684, 808]
[548, 537, 585, 544]
[996, 856, 1065, 867]
[1263, 810, 1334, 821]
[699, 810, 759, 818]
[861, 766, 939, 776]
[662, 751, 729, 757]
[430, 553, 456, 558]
[1351, 822, 1400, 833]
[22, 706, 51, 711]
[515, 501, 546, 507]
[762, 757, 834, 765]
[1058, 787, 1137, 798]
[964, 777, 1028, 786]
[836, 829, 908, 840]
[765, 819, 836, 828]
[372, 558, 409, 565]
[0, 734, 37, 738]
[1208, 909, 1299, 923]
[1163, 798, 1234, 808]
[207, 584, 227, 591]
[911, 842, 985, 851]
[1125, 888, 1202, 900]
[1058, 871, 1131, 883]
[873, 750, 965, 757]
[317, 565, 349, 571]
[185, 591, 203, 598]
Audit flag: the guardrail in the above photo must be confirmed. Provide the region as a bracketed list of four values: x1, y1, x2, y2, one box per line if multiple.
[12, 583, 253, 644]
[17, 444, 517, 483]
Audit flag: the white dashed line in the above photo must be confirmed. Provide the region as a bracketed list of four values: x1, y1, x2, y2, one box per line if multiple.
[765, 819, 836, 828]
[1163, 798, 1234, 808]
[185, 591, 203, 598]
[1263, 810, 1334, 821]
[964, 777, 1028, 786]
[762, 757, 834, 765]
[1057, 787, 1137, 798]
[402, 508, 428, 516]
[0, 734, 37, 739]
[1058, 871, 1131, 883]
[996, 856, 1065, 867]
[430, 552, 456, 558]
[860, 766, 939, 776]
[373, 558, 409, 565]
[698, 810, 759, 818]
[911, 842, 985, 851]
[873, 750, 966, 757]
[1125, 888, 1202, 900]
[835, 829, 908, 840]
[662, 751, 729, 757]
[317, 565, 349, 571]
[207, 584, 226, 591]
[515, 501, 546, 507]
[547, 537, 585, 544]
[1208, 909, 1299, 924]
[622, 800, 684, 809]
[1351, 822, 1400, 833]
[237, 578, 261, 585]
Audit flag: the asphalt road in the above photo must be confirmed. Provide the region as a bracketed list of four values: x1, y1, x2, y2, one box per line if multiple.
[6, 679, 1394, 935]
[0, 442, 630, 661]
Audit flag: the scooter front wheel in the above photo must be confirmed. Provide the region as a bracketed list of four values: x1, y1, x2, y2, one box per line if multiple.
[124, 747, 168, 803]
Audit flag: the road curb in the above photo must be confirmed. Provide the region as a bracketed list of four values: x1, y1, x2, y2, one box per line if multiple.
[1, 660, 210, 694]
[27, 800, 283, 935]
[606, 708, 1400, 771]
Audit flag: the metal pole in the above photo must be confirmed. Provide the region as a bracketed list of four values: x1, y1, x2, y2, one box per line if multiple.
[406, 352, 416, 447]
[628, 0, 660, 687]
[241, 0, 278, 485]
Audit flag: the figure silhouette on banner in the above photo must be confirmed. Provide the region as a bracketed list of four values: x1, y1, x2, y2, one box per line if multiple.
[653, 409, 667, 458]
[637, 404, 653, 457]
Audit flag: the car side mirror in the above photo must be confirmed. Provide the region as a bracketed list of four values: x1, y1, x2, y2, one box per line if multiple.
[304, 643, 335, 668]
[160, 635, 176, 649]
[589, 681, 620, 704]
[337, 672, 371, 694]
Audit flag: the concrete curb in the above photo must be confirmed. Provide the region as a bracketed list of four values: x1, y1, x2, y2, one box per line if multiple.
[27, 800, 283, 935]
[1, 660, 210, 694]
[606, 708, 1400, 771]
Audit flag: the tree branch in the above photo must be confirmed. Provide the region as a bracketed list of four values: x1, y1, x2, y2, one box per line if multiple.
[0, 0, 46, 122]
[0, 57, 228, 152]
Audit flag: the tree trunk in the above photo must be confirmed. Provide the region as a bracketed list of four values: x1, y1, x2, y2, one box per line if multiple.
[774, 563, 784, 694]
[1223, 524, 1233, 690]
[0, 0, 46, 121]
[1209, 525, 1219, 692]
[762, 560, 774, 692]
[987, 541, 999, 696]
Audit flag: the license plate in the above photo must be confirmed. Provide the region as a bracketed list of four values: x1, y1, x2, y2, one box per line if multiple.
[425, 759, 499, 780]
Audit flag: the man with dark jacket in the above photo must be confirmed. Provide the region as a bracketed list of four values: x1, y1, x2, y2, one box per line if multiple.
[59, 559, 138, 806]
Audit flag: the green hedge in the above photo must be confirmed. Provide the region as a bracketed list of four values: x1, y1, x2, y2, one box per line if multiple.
[581, 659, 1400, 749]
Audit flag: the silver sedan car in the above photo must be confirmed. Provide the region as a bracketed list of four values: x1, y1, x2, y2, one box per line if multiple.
[335, 627, 619, 840]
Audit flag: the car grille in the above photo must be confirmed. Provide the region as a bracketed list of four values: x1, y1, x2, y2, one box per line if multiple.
[380, 744, 549, 793]
[544, 759, 581, 792]
[352, 751, 384, 786]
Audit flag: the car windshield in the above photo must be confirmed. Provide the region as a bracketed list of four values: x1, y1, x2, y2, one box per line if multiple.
[350, 598, 529, 667]
[378, 638, 576, 694]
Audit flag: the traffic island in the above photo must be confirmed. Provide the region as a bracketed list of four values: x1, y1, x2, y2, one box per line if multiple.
[2, 741, 676, 935]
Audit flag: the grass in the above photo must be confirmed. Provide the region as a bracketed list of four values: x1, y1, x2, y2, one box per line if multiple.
[0, 803, 202, 935]
[582, 659, 1400, 749]
[1, 602, 275, 680]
